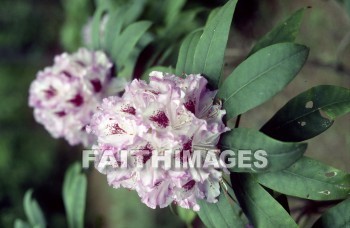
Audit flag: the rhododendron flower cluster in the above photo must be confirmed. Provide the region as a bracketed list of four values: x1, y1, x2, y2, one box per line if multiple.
[88, 71, 229, 211]
[29, 48, 124, 146]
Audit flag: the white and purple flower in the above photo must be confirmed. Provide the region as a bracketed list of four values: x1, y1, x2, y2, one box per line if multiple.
[29, 48, 125, 146]
[88, 71, 229, 211]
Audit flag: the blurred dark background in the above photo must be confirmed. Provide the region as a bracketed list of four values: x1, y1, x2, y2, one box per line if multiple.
[0, 0, 349, 227]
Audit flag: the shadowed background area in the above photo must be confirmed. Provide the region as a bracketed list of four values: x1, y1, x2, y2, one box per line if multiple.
[0, 0, 349, 227]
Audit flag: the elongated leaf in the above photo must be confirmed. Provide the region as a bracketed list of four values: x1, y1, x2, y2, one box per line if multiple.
[14, 219, 30, 228]
[175, 29, 203, 75]
[118, 32, 154, 79]
[91, 6, 108, 50]
[346, 0, 350, 18]
[217, 43, 309, 120]
[60, 0, 91, 51]
[165, 0, 186, 26]
[197, 187, 246, 228]
[256, 156, 350, 200]
[103, 8, 126, 51]
[63, 163, 87, 228]
[249, 8, 305, 55]
[176, 207, 196, 225]
[261, 85, 350, 142]
[112, 21, 152, 71]
[219, 128, 307, 172]
[103, 0, 146, 51]
[312, 198, 350, 227]
[23, 190, 46, 228]
[231, 173, 297, 227]
[122, 0, 147, 26]
[338, 0, 350, 18]
[192, 0, 238, 88]
[205, 8, 220, 27]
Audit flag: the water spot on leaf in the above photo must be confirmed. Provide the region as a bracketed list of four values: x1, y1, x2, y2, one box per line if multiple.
[318, 190, 331, 195]
[319, 109, 332, 120]
[325, 171, 337, 177]
[305, 101, 313, 109]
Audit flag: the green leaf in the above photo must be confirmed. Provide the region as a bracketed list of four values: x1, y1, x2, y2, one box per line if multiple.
[192, 0, 238, 88]
[256, 156, 350, 200]
[122, 0, 147, 26]
[261, 85, 350, 142]
[60, 0, 91, 51]
[63, 163, 87, 228]
[346, 0, 350, 18]
[249, 8, 305, 55]
[219, 128, 307, 172]
[165, 0, 186, 26]
[205, 8, 220, 27]
[338, 0, 350, 18]
[118, 31, 154, 79]
[231, 173, 298, 227]
[112, 21, 152, 71]
[23, 190, 46, 228]
[217, 43, 309, 120]
[103, 0, 147, 51]
[176, 207, 196, 225]
[175, 29, 203, 76]
[103, 8, 126, 51]
[312, 198, 350, 227]
[197, 187, 246, 228]
[14, 219, 30, 228]
[91, 6, 108, 50]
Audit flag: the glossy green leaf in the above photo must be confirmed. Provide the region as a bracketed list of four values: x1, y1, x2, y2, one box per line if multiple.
[219, 128, 307, 172]
[261, 85, 350, 142]
[23, 190, 46, 228]
[312, 198, 350, 227]
[217, 43, 309, 120]
[256, 156, 350, 200]
[197, 187, 246, 228]
[112, 21, 152, 71]
[249, 8, 305, 55]
[231, 173, 297, 227]
[192, 0, 238, 88]
[63, 163, 87, 228]
[175, 29, 202, 76]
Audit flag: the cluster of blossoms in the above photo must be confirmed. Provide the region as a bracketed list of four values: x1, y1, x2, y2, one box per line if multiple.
[29, 48, 125, 146]
[87, 71, 229, 210]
